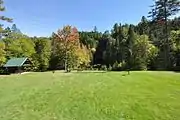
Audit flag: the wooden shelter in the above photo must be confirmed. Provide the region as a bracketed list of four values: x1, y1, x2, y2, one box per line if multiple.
[4, 57, 32, 74]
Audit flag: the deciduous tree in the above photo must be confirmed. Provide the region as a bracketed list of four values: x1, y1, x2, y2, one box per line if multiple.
[32, 37, 51, 71]
[52, 25, 80, 72]
[0, 41, 6, 65]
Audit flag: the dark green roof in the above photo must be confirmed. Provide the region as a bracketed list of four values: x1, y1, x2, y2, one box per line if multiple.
[4, 57, 28, 67]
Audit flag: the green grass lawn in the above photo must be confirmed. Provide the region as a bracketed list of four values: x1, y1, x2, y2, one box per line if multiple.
[0, 71, 180, 120]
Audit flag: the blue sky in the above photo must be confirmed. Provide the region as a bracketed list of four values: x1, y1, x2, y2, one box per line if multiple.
[2, 0, 153, 37]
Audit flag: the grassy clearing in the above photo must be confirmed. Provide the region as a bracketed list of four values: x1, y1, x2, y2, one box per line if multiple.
[0, 71, 180, 120]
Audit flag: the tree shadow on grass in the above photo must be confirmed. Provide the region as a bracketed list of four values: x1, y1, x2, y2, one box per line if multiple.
[122, 74, 127, 77]
[76, 71, 107, 74]
[77, 71, 131, 77]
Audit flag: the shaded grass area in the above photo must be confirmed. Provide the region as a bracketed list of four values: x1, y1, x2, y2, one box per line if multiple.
[0, 71, 180, 120]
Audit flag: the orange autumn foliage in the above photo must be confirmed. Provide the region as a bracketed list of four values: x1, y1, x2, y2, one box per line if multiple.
[56, 25, 79, 44]
[52, 25, 90, 70]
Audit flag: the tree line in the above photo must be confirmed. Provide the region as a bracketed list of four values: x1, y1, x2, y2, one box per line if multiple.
[1, 0, 180, 72]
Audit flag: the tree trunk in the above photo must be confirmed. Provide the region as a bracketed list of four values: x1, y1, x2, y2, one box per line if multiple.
[128, 70, 130, 75]
[164, 0, 170, 70]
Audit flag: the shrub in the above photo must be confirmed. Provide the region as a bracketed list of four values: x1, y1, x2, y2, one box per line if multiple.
[0, 69, 4, 74]
[90, 66, 94, 70]
[112, 61, 126, 71]
[101, 65, 107, 71]
[120, 61, 126, 70]
[0, 68, 9, 75]
[108, 65, 112, 71]
[112, 61, 120, 71]
[93, 64, 101, 70]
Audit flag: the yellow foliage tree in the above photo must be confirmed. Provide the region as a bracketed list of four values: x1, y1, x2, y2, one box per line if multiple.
[76, 45, 91, 69]
[0, 42, 6, 66]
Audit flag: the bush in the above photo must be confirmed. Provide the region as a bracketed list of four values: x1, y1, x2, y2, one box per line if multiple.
[90, 66, 94, 70]
[66, 68, 72, 73]
[108, 65, 112, 71]
[120, 61, 126, 70]
[133, 59, 147, 71]
[93, 64, 101, 70]
[77, 66, 83, 71]
[94, 67, 98, 71]
[101, 65, 107, 71]
[112, 61, 126, 71]
[0, 69, 4, 74]
[112, 61, 120, 71]
[0, 68, 10, 75]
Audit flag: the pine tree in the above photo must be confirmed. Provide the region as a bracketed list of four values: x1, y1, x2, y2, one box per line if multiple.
[11, 24, 21, 34]
[149, 0, 180, 69]
[93, 26, 98, 33]
[136, 16, 149, 35]
[112, 23, 119, 40]
[0, 0, 12, 39]
[126, 25, 136, 73]
[94, 31, 109, 65]
[0, 0, 12, 22]
[118, 24, 126, 63]
[103, 32, 115, 65]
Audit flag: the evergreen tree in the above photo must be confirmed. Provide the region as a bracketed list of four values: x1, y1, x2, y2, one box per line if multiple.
[112, 23, 126, 63]
[11, 24, 21, 34]
[93, 26, 98, 33]
[136, 16, 149, 35]
[118, 24, 126, 63]
[149, 0, 180, 69]
[126, 25, 136, 73]
[0, 0, 12, 39]
[94, 31, 109, 65]
[0, 0, 12, 22]
[112, 23, 119, 39]
[103, 31, 115, 65]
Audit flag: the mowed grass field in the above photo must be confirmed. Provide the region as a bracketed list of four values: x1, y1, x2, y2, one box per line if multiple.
[0, 71, 180, 120]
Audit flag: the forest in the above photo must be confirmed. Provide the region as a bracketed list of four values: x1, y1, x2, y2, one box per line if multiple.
[1, 0, 180, 72]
